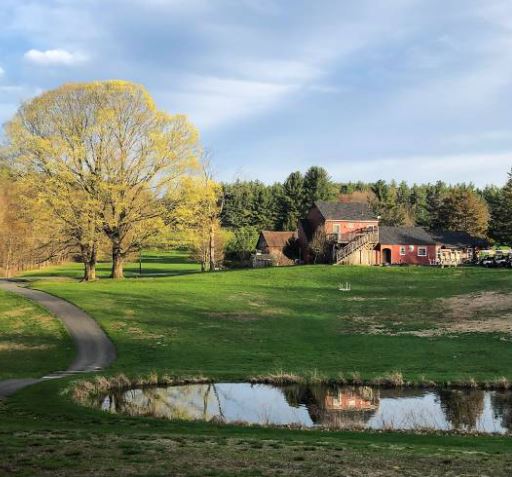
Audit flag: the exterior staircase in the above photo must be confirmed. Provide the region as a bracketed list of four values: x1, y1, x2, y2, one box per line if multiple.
[335, 227, 379, 264]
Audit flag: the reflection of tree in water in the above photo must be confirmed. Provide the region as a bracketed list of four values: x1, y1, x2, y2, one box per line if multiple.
[281, 385, 379, 428]
[102, 384, 224, 422]
[438, 390, 484, 431]
[490, 392, 512, 432]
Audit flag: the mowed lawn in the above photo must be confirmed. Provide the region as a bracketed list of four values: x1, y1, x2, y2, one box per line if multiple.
[33, 257, 512, 383]
[0, 289, 72, 379]
[21, 250, 200, 280]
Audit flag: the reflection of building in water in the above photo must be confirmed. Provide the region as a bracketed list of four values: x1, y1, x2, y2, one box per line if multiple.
[282, 385, 380, 428]
[324, 386, 378, 411]
[438, 389, 484, 431]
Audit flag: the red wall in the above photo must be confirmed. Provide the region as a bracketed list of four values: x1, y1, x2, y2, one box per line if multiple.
[325, 220, 379, 237]
[379, 244, 436, 265]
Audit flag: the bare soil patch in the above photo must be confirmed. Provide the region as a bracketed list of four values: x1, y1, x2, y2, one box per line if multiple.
[342, 292, 512, 337]
[0, 342, 54, 352]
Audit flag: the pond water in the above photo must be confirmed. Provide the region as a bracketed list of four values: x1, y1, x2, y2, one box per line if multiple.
[98, 383, 512, 434]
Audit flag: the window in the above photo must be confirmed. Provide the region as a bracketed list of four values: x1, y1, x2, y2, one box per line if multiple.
[418, 247, 427, 257]
[400, 246, 406, 256]
[333, 224, 341, 241]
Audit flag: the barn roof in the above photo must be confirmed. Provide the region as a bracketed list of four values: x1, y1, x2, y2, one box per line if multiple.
[259, 230, 296, 248]
[379, 226, 436, 245]
[315, 201, 378, 221]
[429, 230, 488, 249]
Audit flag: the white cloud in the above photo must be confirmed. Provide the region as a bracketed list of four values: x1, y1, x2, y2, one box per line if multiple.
[0, 66, 4, 78]
[23, 48, 88, 66]
[162, 75, 297, 129]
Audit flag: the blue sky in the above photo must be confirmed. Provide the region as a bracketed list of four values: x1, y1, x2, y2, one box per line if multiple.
[0, 0, 511, 186]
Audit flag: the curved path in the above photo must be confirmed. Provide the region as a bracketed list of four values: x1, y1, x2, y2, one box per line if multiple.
[0, 280, 116, 398]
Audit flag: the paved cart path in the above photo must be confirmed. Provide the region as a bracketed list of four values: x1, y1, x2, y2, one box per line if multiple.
[0, 280, 116, 398]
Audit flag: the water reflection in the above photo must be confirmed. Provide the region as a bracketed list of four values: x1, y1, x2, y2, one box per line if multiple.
[97, 383, 512, 434]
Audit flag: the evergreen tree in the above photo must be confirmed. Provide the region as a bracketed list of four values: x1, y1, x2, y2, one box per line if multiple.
[279, 171, 305, 230]
[302, 166, 337, 212]
[490, 169, 512, 245]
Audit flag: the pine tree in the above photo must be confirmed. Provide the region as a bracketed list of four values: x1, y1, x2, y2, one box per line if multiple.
[491, 169, 512, 245]
[302, 166, 337, 212]
[279, 171, 305, 230]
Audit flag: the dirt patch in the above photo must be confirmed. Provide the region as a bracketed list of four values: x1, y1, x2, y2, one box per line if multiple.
[342, 292, 512, 337]
[438, 291, 512, 334]
[1, 307, 34, 318]
[441, 291, 512, 320]
[344, 297, 390, 302]
[206, 312, 262, 322]
[0, 342, 54, 352]
[109, 321, 167, 340]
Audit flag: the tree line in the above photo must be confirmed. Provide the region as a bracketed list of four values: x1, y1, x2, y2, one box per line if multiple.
[221, 166, 512, 244]
[1, 81, 510, 279]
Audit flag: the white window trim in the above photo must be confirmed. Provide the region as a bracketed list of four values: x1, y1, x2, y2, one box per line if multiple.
[399, 246, 406, 256]
[417, 246, 427, 257]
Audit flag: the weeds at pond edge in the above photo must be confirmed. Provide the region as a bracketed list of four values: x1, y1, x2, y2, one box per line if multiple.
[64, 371, 512, 438]
[67, 371, 512, 407]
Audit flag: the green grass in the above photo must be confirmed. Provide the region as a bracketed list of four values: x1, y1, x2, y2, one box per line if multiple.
[0, 289, 73, 379]
[3, 253, 512, 475]
[1, 379, 512, 476]
[33, 262, 512, 383]
[21, 250, 200, 279]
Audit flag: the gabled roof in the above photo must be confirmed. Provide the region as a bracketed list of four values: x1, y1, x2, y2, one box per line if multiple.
[379, 226, 436, 245]
[429, 230, 488, 249]
[259, 230, 296, 248]
[315, 201, 378, 221]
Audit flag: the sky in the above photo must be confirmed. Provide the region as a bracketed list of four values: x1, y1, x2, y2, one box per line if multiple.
[0, 0, 511, 186]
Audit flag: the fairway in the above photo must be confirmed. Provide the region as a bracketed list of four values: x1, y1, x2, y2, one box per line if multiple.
[32, 257, 512, 384]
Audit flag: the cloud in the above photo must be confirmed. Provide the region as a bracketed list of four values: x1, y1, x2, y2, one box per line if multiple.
[23, 48, 88, 66]
[0, 66, 4, 77]
[161, 75, 297, 129]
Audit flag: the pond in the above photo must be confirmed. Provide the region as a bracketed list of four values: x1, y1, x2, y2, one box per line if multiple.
[97, 383, 512, 434]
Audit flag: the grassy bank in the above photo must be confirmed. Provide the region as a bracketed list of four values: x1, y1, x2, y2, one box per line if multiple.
[3, 254, 512, 475]
[34, 262, 512, 384]
[2, 379, 512, 477]
[0, 289, 72, 379]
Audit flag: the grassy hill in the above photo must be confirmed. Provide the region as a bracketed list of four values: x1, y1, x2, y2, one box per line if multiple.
[33, 258, 512, 384]
[3, 253, 512, 476]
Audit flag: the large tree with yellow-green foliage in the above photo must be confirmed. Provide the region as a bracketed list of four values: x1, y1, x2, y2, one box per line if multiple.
[165, 157, 225, 272]
[5, 80, 199, 279]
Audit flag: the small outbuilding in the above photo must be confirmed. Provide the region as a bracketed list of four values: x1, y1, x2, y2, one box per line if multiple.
[255, 230, 297, 266]
[378, 226, 437, 265]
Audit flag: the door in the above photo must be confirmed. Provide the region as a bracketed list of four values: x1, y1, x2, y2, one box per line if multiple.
[382, 248, 392, 265]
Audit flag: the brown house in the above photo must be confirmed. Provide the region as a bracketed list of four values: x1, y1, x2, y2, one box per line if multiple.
[255, 230, 296, 266]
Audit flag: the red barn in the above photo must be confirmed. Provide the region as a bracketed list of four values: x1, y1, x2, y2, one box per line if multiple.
[259, 201, 484, 267]
[377, 226, 437, 265]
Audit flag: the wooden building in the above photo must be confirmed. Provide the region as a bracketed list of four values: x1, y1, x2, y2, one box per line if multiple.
[258, 201, 486, 267]
[255, 230, 297, 266]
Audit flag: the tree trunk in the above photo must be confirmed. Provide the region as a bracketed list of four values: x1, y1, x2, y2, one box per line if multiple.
[208, 221, 215, 272]
[83, 261, 97, 281]
[80, 243, 98, 281]
[111, 244, 124, 279]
